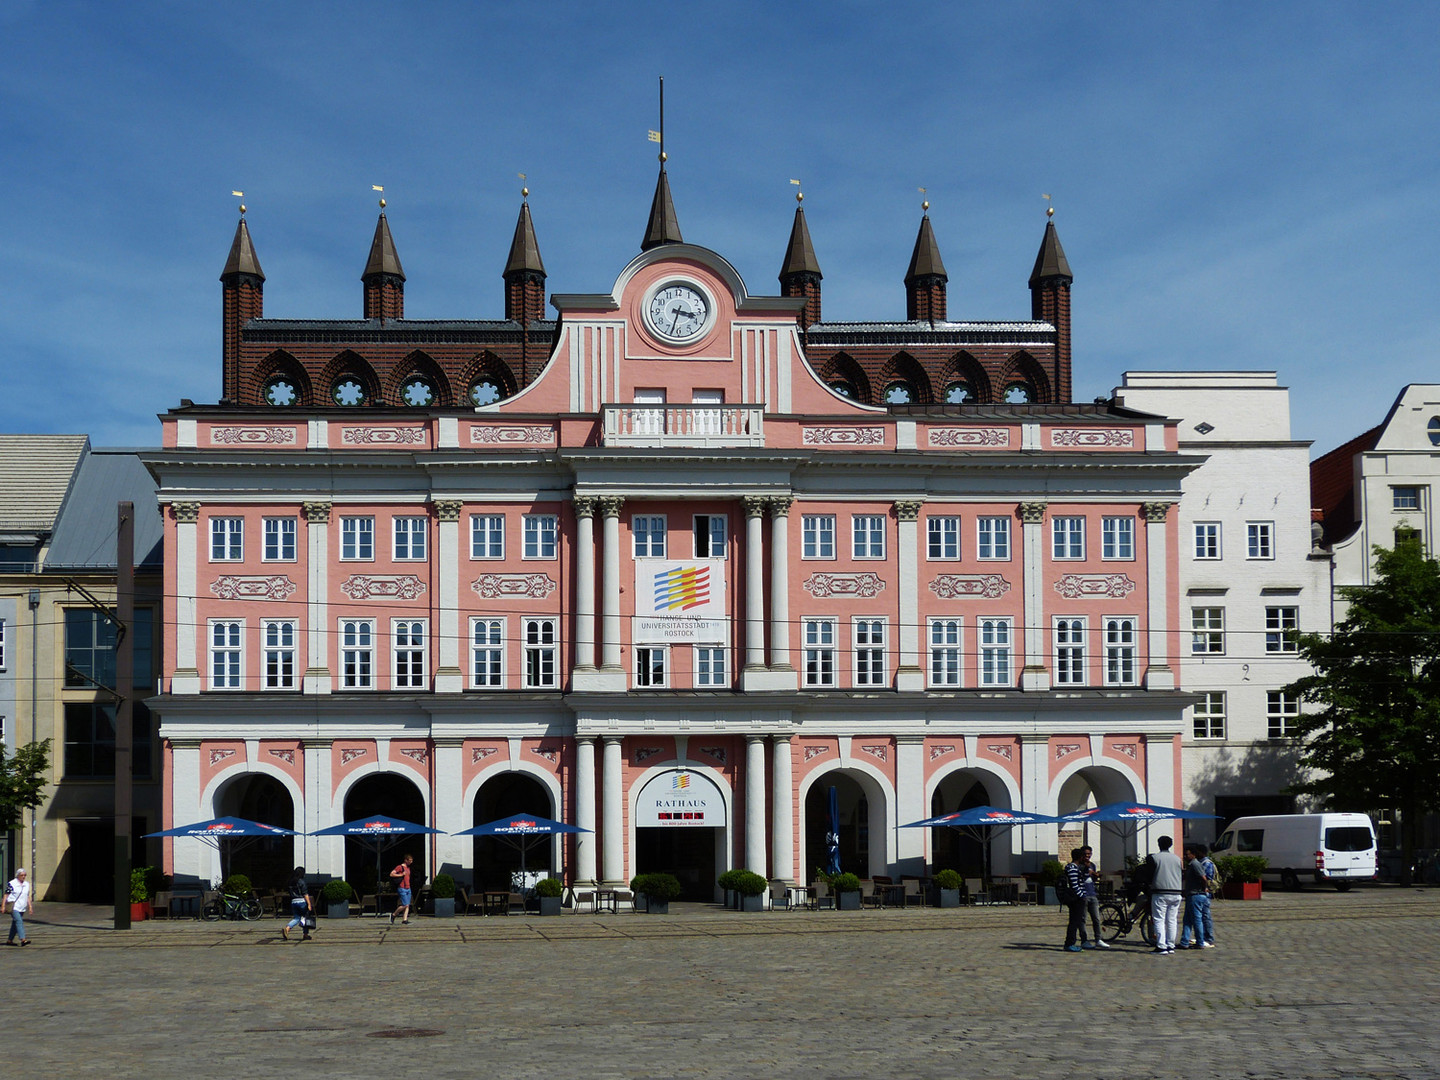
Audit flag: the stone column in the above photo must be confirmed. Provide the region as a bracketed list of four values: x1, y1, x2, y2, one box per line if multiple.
[574, 736, 598, 885]
[1141, 503, 1175, 690]
[894, 500, 924, 691]
[1018, 502, 1050, 691]
[768, 497, 793, 671]
[742, 497, 767, 672]
[745, 735, 768, 877]
[574, 496, 597, 672]
[599, 497, 625, 674]
[894, 736, 926, 874]
[1020, 733, 1054, 873]
[432, 741, 467, 877]
[302, 501, 333, 694]
[771, 735, 794, 883]
[433, 500, 463, 693]
[170, 502, 201, 693]
[601, 735, 625, 885]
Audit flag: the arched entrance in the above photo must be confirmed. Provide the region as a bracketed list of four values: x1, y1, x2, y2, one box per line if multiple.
[472, 773, 553, 890]
[1056, 765, 1140, 874]
[633, 768, 726, 901]
[215, 773, 296, 890]
[343, 774, 427, 893]
[928, 770, 999, 878]
[804, 770, 885, 878]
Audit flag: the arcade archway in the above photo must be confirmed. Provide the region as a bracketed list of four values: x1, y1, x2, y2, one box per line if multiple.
[343, 773, 427, 892]
[1056, 765, 1141, 874]
[804, 770, 887, 879]
[215, 773, 296, 890]
[471, 773, 554, 889]
[928, 770, 1002, 878]
[633, 768, 727, 901]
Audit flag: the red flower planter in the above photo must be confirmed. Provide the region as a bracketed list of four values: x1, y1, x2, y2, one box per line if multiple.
[1221, 881, 1262, 901]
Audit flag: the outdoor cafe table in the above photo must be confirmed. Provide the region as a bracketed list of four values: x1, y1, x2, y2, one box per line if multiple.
[171, 891, 203, 918]
[595, 889, 619, 913]
[481, 890, 509, 916]
[786, 885, 813, 909]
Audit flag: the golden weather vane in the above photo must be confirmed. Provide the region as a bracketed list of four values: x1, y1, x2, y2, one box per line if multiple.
[648, 75, 666, 163]
[232, 191, 245, 214]
[919, 186, 929, 212]
[519, 173, 529, 199]
[1043, 193, 1054, 218]
[790, 177, 803, 203]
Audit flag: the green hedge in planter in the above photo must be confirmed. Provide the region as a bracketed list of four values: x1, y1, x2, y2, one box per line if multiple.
[730, 870, 768, 897]
[630, 873, 682, 902]
[716, 869, 742, 893]
[932, 869, 962, 891]
[534, 877, 564, 898]
[130, 867, 151, 903]
[831, 872, 861, 894]
[1213, 855, 1267, 884]
[320, 880, 353, 904]
[431, 873, 456, 900]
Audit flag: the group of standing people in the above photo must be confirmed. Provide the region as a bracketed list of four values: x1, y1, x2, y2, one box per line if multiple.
[1063, 836, 1217, 953]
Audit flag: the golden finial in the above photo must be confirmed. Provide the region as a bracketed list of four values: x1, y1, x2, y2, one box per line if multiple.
[519, 173, 528, 200]
[919, 186, 929, 213]
[660, 151, 667, 163]
[232, 191, 245, 215]
[373, 184, 385, 210]
[1043, 193, 1054, 218]
[790, 178, 803, 203]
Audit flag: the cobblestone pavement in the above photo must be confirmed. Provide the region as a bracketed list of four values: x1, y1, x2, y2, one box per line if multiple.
[8, 888, 1438, 1079]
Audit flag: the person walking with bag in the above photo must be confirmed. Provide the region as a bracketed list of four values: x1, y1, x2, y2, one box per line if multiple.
[389, 853, 414, 925]
[283, 866, 314, 942]
[1061, 848, 1089, 952]
[4, 868, 34, 946]
[1148, 836, 1184, 954]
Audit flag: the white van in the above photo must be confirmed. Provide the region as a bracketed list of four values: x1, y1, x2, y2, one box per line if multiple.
[1209, 813, 1377, 891]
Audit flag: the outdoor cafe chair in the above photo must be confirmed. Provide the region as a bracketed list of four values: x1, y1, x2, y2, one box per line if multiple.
[963, 878, 989, 905]
[901, 879, 925, 908]
[151, 890, 172, 919]
[808, 880, 834, 910]
[768, 880, 792, 910]
[860, 880, 885, 909]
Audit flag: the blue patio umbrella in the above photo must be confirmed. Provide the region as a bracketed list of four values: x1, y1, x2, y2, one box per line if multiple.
[825, 786, 842, 875]
[145, 816, 299, 882]
[901, 806, 1063, 886]
[311, 816, 442, 887]
[452, 814, 589, 883]
[1057, 801, 1219, 844]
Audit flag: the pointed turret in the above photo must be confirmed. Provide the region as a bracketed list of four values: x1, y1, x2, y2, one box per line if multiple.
[362, 209, 405, 321]
[503, 198, 547, 323]
[221, 213, 265, 403]
[904, 210, 948, 323]
[1029, 216, 1074, 402]
[640, 167, 683, 250]
[779, 199, 823, 330]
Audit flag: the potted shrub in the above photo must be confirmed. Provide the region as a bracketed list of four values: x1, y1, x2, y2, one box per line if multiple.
[932, 868, 963, 909]
[430, 873, 456, 917]
[320, 879, 352, 919]
[630, 872, 682, 914]
[1215, 855, 1267, 900]
[1038, 860, 1064, 905]
[130, 867, 153, 921]
[832, 872, 862, 911]
[717, 869, 742, 909]
[533, 876, 563, 916]
[731, 869, 768, 912]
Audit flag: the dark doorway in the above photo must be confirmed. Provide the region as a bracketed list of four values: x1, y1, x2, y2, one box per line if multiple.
[804, 773, 870, 878]
[65, 817, 146, 904]
[634, 827, 717, 901]
[929, 774, 990, 877]
[216, 774, 295, 891]
[344, 774, 427, 892]
[471, 774, 553, 890]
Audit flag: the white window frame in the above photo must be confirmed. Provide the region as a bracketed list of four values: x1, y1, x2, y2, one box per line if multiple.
[633, 515, 667, 559]
[802, 515, 836, 560]
[1193, 691, 1227, 740]
[803, 618, 837, 686]
[470, 617, 505, 688]
[1101, 516, 1134, 560]
[392, 619, 427, 689]
[693, 515, 727, 559]
[1265, 606, 1299, 653]
[470, 514, 505, 560]
[927, 618, 962, 687]
[340, 516, 375, 561]
[1051, 516, 1085, 560]
[851, 515, 886, 560]
[339, 618, 375, 689]
[694, 645, 728, 687]
[393, 516, 428, 561]
[210, 517, 243, 562]
[1053, 617, 1087, 686]
[853, 618, 887, 686]
[523, 617, 558, 687]
[1392, 486, 1422, 511]
[1190, 606, 1225, 655]
[1103, 616, 1139, 686]
[260, 619, 296, 690]
[976, 516, 1011, 560]
[262, 517, 296, 562]
[523, 514, 558, 560]
[209, 619, 243, 689]
[978, 617, 1013, 686]
[1267, 690, 1299, 738]
[1194, 522, 1221, 560]
[635, 646, 668, 687]
[927, 515, 960, 560]
[1246, 521, 1274, 560]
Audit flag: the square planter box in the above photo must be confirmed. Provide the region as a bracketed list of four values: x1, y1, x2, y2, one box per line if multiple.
[836, 891, 861, 911]
[932, 888, 961, 909]
[1221, 881, 1262, 901]
[325, 902, 348, 919]
[130, 901, 151, 922]
[641, 897, 670, 914]
[740, 894, 764, 912]
[432, 897, 455, 918]
[535, 895, 562, 916]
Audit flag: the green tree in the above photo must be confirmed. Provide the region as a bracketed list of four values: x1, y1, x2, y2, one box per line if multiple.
[1286, 542, 1440, 874]
[0, 738, 51, 831]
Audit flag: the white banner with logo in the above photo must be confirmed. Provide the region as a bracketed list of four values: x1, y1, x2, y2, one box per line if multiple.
[633, 560, 727, 643]
[634, 768, 727, 828]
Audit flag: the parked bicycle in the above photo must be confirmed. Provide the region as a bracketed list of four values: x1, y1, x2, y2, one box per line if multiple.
[1098, 885, 1155, 945]
[201, 887, 263, 922]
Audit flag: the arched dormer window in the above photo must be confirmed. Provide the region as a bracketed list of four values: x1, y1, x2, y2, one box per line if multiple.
[829, 380, 857, 400]
[1003, 383, 1035, 404]
[885, 382, 916, 405]
[469, 379, 502, 406]
[332, 376, 368, 406]
[401, 376, 437, 407]
[944, 381, 975, 404]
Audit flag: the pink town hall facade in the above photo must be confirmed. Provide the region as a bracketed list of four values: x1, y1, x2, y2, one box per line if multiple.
[146, 190, 1199, 896]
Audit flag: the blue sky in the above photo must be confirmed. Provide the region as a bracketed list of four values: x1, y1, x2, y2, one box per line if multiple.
[1, 2, 1435, 454]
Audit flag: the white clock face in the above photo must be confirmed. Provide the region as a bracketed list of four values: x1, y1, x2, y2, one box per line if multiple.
[646, 282, 711, 343]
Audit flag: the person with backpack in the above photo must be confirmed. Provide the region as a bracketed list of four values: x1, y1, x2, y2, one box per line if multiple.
[283, 865, 314, 942]
[1061, 847, 1089, 952]
[1180, 843, 1216, 949]
[1147, 836, 1185, 954]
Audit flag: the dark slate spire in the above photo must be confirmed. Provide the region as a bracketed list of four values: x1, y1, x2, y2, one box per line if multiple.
[221, 216, 264, 281]
[904, 212, 947, 284]
[905, 209, 948, 322]
[221, 211, 264, 404]
[504, 196, 547, 325]
[641, 167, 683, 250]
[504, 199, 546, 278]
[363, 212, 406, 280]
[1029, 213, 1074, 404]
[1028, 218, 1073, 286]
[779, 198, 823, 330]
[362, 207, 405, 321]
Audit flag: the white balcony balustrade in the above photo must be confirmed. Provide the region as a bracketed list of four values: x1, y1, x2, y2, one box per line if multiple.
[601, 404, 765, 447]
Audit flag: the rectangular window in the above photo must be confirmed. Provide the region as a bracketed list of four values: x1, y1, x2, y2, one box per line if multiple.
[695, 646, 728, 687]
[1392, 486, 1421, 511]
[523, 515, 558, 559]
[1190, 607, 1225, 655]
[1193, 691, 1227, 740]
[340, 619, 374, 689]
[65, 609, 118, 688]
[1103, 616, 1138, 686]
[1194, 522, 1221, 560]
[131, 608, 154, 691]
[470, 515, 505, 559]
[1102, 516, 1134, 560]
[262, 517, 296, 561]
[210, 517, 243, 561]
[1054, 617, 1087, 685]
[978, 618, 1012, 686]
[802, 515, 836, 559]
[1267, 690, 1299, 738]
[803, 619, 836, 687]
[393, 619, 427, 689]
[1265, 606, 1299, 653]
[927, 516, 960, 560]
[635, 646, 668, 687]
[1051, 516, 1085, 560]
[633, 515, 667, 558]
[261, 619, 297, 690]
[928, 619, 962, 687]
[523, 618, 558, 687]
[340, 516, 375, 561]
[63, 701, 153, 780]
[853, 619, 886, 686]
[393, 516, 428, 561]
[1247, 521, 1273, 560]
[209, 619, 243, 689]
[470, 618, 504, 688]
[977, 516, 1010, 560]
[852, 515, 886, 559]
[693, 515, 727, 558]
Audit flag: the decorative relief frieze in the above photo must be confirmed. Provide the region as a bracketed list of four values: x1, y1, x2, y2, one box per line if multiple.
[984, 743, 1014, 762]
[471, 573, 557, 600]
[171, 502, 201, 524]
[633, 747, 664, 764]
[803, 572, 886, 599]
[432, 500, 462, 523]
[1053, 573, 1136, 599]
[209, 749, 236, 766]
[341, 426, 426, 445]
[469, 424, 556, 445]
[470, 747, 499, 764]
[1055, 743, 1083, 761]
[1050, 427, 1134, 448]
[530, 747, 559, 763]
[929, 744, 957, 761]
[400, 748, 429, 764]
[340, 748, 368, 765]
[802, 426, 884, 446]
[860, 744, 889, 763]
[929, 574, 1011, 600]
[210, 575, 298, 601]
[268, 749, 295, 765]
[212, 426, 296, 445]
[928, 427, 1009, 447]
[803, 745, 830, 762]
[697, 746, 727, 764]
[339, 575, 427, 600]
[303, 501, 332, 524]
[1112, 743, 1139, 760]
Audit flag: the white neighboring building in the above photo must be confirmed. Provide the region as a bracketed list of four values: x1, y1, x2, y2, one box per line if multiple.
[1115, 372, 1331, 833]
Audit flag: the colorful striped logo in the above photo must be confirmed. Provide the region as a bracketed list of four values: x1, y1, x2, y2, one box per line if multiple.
[653, 565, 710, 611]
[672, 771, 691, 791]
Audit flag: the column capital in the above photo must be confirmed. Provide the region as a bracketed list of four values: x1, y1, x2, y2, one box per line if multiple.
[574, 495, 598, 519]
[767, 495, 794, 518]
[575, 734, 597, 747]
[597, 496, 625, 519]
[303, 501, 332, 524]
[746, 732, 768, 745]
[1141, 501, 1173, 523]
[893, 499, 923, 522]
[742, 495, 769, 518]
[602, 733, 624, 747]
[770, 733, 793, 745]
[432, 499, 463, 522]
[1017, 502, 1047, 524]
[170, 501, 201, 524]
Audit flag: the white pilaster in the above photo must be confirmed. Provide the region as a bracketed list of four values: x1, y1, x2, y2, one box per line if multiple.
[433, 500, 463, 693]
[601, 736, 624, 884]
[1021, 734, 1056, 864]
[744, 735, 767, 876]
[771, 735, 794, 882]
[171, 503, 201, 693]
[1019, 503, 1051, 691]
[895, 736, 926, 872]
[433, 741, 467, 879]
[306, 741, 339, 876]
[303, 502, 332, 694]
[894, 501, 924, 691]
[575, 736, 598, 884]
[1142, 503, 1175, 690]
[170, 745, 203, 881]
